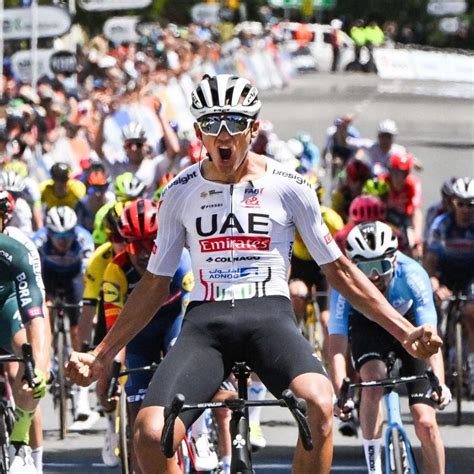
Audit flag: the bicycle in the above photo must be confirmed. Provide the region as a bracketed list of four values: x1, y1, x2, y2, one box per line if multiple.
[48, 294, 82, 439]
[439, 292, 468, 425]
[162, 361, 313, 474]
[108, 361, 218, 474]
[0, 344, 36, 474]
[338, 353, 442, 474]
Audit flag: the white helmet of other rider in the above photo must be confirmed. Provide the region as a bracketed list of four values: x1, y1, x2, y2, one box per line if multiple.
[345, 221, 398, 261]
[377, 119, 398, 136]
[46, 206, 78, 233]
[190, 74, 262, 120]
[451, 177, 474, 203]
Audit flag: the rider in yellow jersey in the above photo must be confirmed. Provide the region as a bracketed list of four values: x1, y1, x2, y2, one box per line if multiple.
[75, 203, 127, 425]
[40, 163, 86, 210]
[290, 180, 344, 361]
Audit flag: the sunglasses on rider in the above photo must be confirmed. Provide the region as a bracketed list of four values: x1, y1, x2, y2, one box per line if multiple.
[124, 141, 145, 150]
[127, 239, 154, 255]
[49, 230, 75, 240]
[454, 200, 474, 209]
[354, 257, 394, 276]
[197, 114, 253, 137]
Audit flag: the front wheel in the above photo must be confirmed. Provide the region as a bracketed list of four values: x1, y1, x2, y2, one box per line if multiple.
[118, 390, 131, 474]
[387, 428, 411, 474]
[0, 413, 10, 474]
[455, 321, 463, 426]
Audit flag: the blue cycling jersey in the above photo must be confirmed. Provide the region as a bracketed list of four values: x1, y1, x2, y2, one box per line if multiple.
[426, 211, 474, 287]
[33, 226, 94, 275]
[328, 251, 437, 336]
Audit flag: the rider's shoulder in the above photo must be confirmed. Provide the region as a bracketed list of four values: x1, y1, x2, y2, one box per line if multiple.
[160, 164, 201, 199]
[431, 211, 453, 230]
[266, 158, 313, 190]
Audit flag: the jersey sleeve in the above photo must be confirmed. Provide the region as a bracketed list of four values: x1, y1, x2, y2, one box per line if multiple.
[288, 179, 342, 265]
[328, 288, 350, 336]
[147, 186, 186, 277]
[11, 250, 45, 323]
[404, 263, 437, 327]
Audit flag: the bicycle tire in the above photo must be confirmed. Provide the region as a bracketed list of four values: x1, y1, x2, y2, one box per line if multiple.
[119, 390, 131, 474]
[0, 414, 9, 474]
[387, 428, 406, 474]
[455, 321, 463, 426]
[57, 329, 68, 439]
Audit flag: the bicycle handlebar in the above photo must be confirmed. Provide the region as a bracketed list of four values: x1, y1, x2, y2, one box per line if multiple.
[161, 389, 313, 457]
[22, 344, 36, 389]
[161, 394, 185, 458]
[281, 389, 313, 451]
[337, 369, 444, 411]
[0, 344, 36, 389]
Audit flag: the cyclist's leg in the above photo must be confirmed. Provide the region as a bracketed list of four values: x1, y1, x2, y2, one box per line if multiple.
[135, 306, 228, 474]
[289, 279, 309, 325]
[403, 353, 444, 474]
[246, 296, 333, 474]
[463, 282, 474, 394]
[29, 408, 43, 474]
[313, 266, 329, 361]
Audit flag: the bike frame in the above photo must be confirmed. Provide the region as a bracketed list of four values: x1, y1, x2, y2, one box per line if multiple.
[383, 390, 417, 474]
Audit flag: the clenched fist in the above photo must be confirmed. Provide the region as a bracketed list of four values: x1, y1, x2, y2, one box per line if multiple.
[402, 324, 442, 359]
[65, 351, 105, 387]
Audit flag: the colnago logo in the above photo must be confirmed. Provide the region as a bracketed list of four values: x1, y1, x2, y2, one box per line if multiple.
[200, 236, 271, 252]
[196, 213, 270, 237]
[206, 256, 261, 263]
[16, 272, 32, 307]
[272, 169, 312, 187]
[368, 445, 376, 471]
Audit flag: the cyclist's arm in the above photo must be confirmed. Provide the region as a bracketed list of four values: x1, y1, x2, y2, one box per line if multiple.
[327, 289, 350, 394]
[92, 272, 172, 364]
[13, 254, 49, 372]
[322, 255, 417, 346]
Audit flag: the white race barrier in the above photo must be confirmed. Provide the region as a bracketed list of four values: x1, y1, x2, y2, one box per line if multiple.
[374, 47, 474, 83]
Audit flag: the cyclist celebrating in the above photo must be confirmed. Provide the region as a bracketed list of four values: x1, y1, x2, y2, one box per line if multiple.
[424, 177, 474, 394]
[66, 74, 441, 474]
[33, 206, 93, 352]
[0, 231, 49, 473]
[328, 222, 449, 474]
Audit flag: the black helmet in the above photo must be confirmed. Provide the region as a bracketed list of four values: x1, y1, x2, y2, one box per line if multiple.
[50, 162, 71, 182]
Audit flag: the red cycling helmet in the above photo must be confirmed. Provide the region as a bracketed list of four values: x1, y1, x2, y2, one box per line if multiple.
[345, 158, 372, 183]
[117, 198, 158, 241]
[86, 170, 110, 187]
[0, 189, 15, 225]
[158, 172, 175, 188]
[349, 195, 387, 224]
[188, 139, 205, 164]
[389, 152, 414, 172]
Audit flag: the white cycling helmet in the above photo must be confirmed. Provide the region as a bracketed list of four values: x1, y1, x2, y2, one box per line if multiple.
[451, 177, 474, 203]
[377, 119, 398, 136]
[122, 122, 146, 143]
[345, 221, 398, 260]
[0, 170, 26, 193]
[46, 206, 77, 233]
[190, 74, 262, 120]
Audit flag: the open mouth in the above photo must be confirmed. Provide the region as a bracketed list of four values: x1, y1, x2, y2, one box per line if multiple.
[218, 147, 232, 161]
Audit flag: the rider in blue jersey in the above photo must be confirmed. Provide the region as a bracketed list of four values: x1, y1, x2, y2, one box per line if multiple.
[424, 177, 474, 395]
[33, 206, 93, 351]
[328, 222, 450, 474]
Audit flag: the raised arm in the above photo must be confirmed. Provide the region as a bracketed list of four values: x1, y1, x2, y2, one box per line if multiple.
[322, 255, 442, 358]
[66, 272, 172, 386]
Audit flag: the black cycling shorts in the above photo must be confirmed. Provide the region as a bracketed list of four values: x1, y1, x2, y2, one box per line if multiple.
[44, 271, 83, 327]
[290, 255, 328, 311]
[350, 313, 435, 407]
[141, 295, 327, 427]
